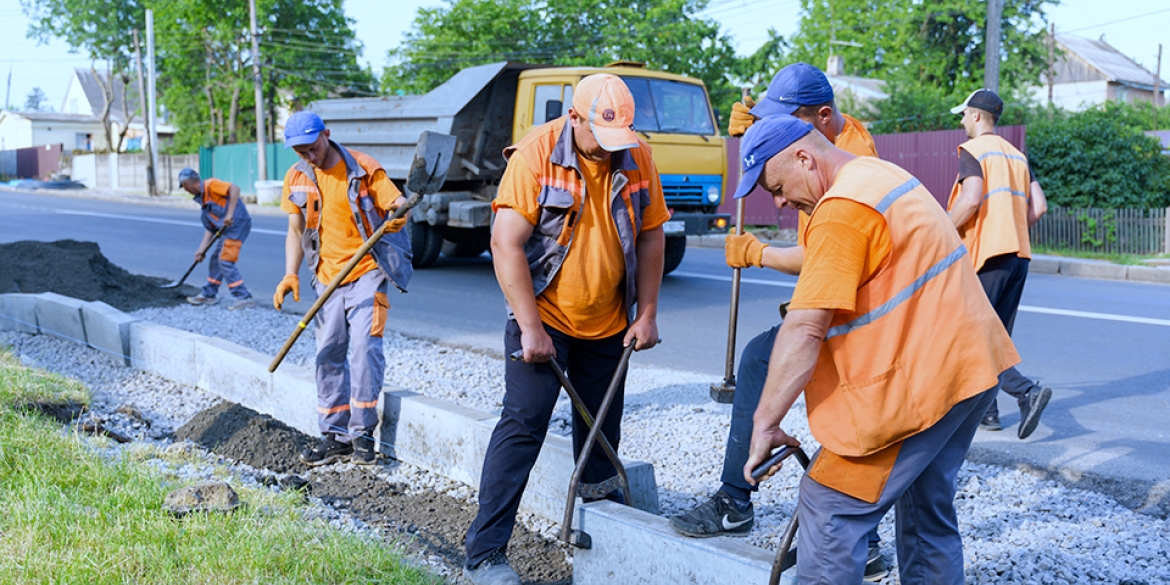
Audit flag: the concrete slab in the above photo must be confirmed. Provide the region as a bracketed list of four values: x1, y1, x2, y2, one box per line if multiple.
[34, 292, 87, 343]
[379, 390, 495, 486]
[80, 301, 137, 366]
[0, 293, 40, 333]
[1059, 259, 1127, 280]
[128, 321, 201, 387]
[269, 363, 322, 437]
[194, 335, 275, 415]
[1126, 265, 1170, 284]
[574, 500, 795, 585]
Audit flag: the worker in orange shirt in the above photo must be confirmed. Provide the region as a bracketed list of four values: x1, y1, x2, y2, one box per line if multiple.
[178, 168, 255, 310]
[740, 114, 1018, 584]
[462, 74, 667, 585]
[669, 62, 890, 581]
[947, 89, 1052, 439]
[273, 111, 412, 467]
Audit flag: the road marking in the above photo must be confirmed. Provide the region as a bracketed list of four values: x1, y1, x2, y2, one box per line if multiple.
[674, 271, 1170, 327]
[54, 209, 286, 235]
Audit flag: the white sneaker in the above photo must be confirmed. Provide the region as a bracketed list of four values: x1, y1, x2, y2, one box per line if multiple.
[186, 295, 217, 306]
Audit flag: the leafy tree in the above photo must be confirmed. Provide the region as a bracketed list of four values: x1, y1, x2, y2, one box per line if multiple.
[24, 87, 48, 111]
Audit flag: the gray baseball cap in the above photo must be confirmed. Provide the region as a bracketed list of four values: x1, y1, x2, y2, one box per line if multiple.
[177, 167, 199, 182]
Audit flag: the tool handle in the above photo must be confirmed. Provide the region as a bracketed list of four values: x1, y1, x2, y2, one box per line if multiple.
[750, 445, 809, 482]
[175, 227, 225, 285]
[269, 193, 422, 373]
[508, 338, 659, 363]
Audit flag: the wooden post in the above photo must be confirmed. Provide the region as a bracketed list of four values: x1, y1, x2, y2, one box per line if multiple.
[1154, 44, 1163, 128]
[132, 29, 156, 196]
[250, 0, 267, 183]
[1047, 23, 1056, 108]
[1164, 207, 1169, 255]
[984, 0, 1004, 92]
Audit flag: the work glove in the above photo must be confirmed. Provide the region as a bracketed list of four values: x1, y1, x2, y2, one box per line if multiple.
[725, 232, 767, 269]
[222, 216, 234, 228]
[273, 274, 300, 310]
[383, 204, 408, 234]
[728, 96, 757, 138]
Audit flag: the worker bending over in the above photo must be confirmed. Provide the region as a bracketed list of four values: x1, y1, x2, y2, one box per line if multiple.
[179, 167, 255, 310]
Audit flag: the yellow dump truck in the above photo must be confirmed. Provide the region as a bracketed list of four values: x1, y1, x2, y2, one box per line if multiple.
[310, 61, 729, 274]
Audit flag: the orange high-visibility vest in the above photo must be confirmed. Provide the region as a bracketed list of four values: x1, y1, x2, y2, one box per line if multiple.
[802, 157, 1019, 459]
[797, 113, 878, 243]
[947, 134, 1033, 272]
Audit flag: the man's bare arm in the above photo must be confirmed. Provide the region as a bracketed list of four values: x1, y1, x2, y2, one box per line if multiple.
[627, 226, 664, 350]
[760, 245, 804, 276]
[949, 176, 983, 230]
[285, 213, 306, 277]
[1027, 180, 1048, 226]
[491, 208, 554, 362]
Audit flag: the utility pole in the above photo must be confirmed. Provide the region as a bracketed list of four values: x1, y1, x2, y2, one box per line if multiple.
[1155, 44, 1163, 129]
[1047, 23, 1056, 107]
[5, 66, 11, 110]
[145, 9, 161, 194]
[250, 0, 267, 183]
[133, 29, 156, 196]
[984, 0, 1003, 93]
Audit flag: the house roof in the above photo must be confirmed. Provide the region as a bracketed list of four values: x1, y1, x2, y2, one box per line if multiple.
[827, 74, 889, 101]
[1057, 35, 1167, 88]
[72, 68, 139, 124]
[1, 110, 102, 123]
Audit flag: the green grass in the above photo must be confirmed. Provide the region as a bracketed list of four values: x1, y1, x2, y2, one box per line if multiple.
[0, 349, 438, 585]
[1032, 245, 1170, 266]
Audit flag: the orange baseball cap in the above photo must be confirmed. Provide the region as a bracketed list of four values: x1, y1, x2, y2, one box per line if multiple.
[572, 74, 639, 151]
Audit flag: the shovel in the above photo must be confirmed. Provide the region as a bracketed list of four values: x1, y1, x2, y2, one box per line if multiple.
[268, 131, 458, 373]
[751, 445, 811, 585]
[160, 227, 225, 289]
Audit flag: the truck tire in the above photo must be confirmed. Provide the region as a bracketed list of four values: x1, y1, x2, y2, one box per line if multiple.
[441, 232, 491, 258]
[409, 222, 443, 268]
[663, 235, 687, 275]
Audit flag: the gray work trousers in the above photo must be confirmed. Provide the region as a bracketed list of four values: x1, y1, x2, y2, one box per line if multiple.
[313, 269, 388, 443]
[795, 388, 996, 585]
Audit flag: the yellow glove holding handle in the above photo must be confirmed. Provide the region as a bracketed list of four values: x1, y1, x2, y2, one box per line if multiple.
[725, 232, 767, 269]
[728, 96, 758, 138]
[383, 204, 408, 234]
[273, 274, 300, 310]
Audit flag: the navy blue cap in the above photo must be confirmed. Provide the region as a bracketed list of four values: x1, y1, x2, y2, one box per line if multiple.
[177, 167, 199, 182]
[284, 111, 326, 148]
[750, 62, 835, 118]
[733, 115, 815, 199]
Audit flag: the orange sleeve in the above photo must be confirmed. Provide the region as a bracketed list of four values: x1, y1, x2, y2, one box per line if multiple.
[280, 167, 301, 215]
[367, 168, 403, 210]
[491, 155, 542, 225]
[638, 156, 672, 232]
[836, 114, 879, 158]
[789, 199, 890, 312]
[205, 179, 232, 207]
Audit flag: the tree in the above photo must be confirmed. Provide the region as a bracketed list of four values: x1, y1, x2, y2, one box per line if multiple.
[24, 87, 48, 111]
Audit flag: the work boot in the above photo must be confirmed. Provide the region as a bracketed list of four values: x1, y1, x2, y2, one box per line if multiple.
[299, 435, 352, 467]
[980, 412, 1002, 432]
[668, 490, 754, 537]
[1017, 386, 1053, 439]
[864, 546, 891, 582]
[350, 435, 377, 465]
[463, 549, 521, 585]
[228, 297, 256, 310]
[186, 295, 217, 306]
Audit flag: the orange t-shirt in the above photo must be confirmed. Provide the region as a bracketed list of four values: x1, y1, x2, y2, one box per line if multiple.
[788, 198, 891, 312]
[203, 178, 232, 209]
[494, 153, 671, 339]
[281, 160, 402, 285]
[797, 113, 878, 243]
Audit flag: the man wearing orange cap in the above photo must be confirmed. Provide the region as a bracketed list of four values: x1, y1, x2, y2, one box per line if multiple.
[462, 74, 668, 585]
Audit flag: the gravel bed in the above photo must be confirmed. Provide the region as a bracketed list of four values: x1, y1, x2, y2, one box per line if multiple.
[21, 304, 1170, 584]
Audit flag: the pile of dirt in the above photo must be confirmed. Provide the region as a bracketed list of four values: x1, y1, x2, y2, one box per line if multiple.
[0, 240, 194, 311]
[175, 402, 313, 474]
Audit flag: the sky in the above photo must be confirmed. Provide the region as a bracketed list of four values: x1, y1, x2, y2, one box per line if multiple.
[3, 0, 1168, 113]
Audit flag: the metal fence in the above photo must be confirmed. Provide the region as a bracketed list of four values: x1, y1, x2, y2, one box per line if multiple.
[199, 142, 301, 194]
[1029, 207, 1170, 255]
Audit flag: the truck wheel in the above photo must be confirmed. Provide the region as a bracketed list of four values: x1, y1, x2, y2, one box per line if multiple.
[441, 233, 491, 258]
[663, 235, 687, 275]
[409, 222, 443, 268]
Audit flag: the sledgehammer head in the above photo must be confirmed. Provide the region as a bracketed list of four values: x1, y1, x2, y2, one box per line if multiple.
[406, 131, 457, 196]
[710, 380, 736, 404]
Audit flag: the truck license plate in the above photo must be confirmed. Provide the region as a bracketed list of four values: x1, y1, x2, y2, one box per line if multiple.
[663, 220, 685, 234]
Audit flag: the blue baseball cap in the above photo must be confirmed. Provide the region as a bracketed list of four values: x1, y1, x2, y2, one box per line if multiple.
[750, 62, 835, 118]
[284, 111, 326, 148]
[177, 167, 199, 182]
[733, 115, 814, 199]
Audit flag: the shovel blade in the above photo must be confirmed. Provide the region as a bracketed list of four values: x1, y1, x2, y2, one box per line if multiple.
[406, 131, 457, 196]
[159, 280, 183, 289]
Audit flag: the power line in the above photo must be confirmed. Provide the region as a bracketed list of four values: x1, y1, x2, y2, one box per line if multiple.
[1063, 7, 1170, 34]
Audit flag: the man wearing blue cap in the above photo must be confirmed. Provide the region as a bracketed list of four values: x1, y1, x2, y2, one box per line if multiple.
[178, 168, 255, 310]
[274, 110, 413, 467]
[737, 115, 1016, 584]
[670, 61, 889, 581]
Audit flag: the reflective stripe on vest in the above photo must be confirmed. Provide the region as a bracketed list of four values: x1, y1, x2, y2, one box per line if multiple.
[947, 134, 1032, 271]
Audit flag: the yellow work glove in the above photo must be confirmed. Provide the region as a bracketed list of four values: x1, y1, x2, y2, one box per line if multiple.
[383, 204, 408, 234]
[725, 232, 767, 269]
[273, 274, 300, 310]
[727, 96, 757, 138]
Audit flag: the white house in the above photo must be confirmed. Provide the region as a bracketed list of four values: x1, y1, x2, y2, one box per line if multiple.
[0, 110, 105, 151]
[1030, 34, 1167, 111]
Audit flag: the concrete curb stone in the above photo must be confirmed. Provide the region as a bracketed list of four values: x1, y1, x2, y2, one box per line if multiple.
[0, 293, 41, 334]
[80, 300, 138, 366]
[34, 292, 88, 344]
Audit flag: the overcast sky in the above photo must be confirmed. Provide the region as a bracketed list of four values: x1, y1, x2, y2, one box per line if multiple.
[3, 0, 1167, 114]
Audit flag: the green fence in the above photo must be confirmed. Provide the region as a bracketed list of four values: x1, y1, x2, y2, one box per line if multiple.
[198, 143, 301, 194]
[1030, 207, 1170, 255]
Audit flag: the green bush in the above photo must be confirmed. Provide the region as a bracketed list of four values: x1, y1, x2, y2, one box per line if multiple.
[1028, 106, 1170, 209]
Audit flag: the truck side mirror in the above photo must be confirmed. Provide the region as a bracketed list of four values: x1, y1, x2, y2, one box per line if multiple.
[544, 100, 563, 123]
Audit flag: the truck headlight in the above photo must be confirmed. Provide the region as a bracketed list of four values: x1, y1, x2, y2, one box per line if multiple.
[707, 186, 720, 203]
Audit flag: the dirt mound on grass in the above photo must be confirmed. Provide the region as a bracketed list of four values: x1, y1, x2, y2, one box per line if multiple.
[175, 402, 313, 474]
[0, 240, 195, 311]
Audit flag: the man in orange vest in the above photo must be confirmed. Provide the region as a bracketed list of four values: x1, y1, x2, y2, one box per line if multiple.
[740, 114, 1019, 584]
[462, 74, 668, 585]
[669, 62, 891, 581]
[273, 111, 412, 467]
[947, 89, 1052, 439]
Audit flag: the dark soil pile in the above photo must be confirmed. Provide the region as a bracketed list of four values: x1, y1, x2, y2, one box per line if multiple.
[0, 239, 194, 311]
[175, 402, 313, 474]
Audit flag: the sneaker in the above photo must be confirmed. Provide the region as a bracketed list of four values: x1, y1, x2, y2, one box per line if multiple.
[463, 549, 521, 585]
[299, 435, 352, 467]
[1017, 386, 1052, 439]
[228, 297, 256, 310]
[185, 295, 217, 306]
[350, 435, 377, 465]
[668, 490, 754, 538]
[980, 412, 1002, 432]
[864, 545, 891, 582]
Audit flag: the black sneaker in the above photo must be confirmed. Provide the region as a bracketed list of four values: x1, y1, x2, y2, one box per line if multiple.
[350, 435, 377, 465]
[299, 435, 352, 466]
[864, 545, 891, 581]
[1017, 387, 1052, 439]
[463, 548, 521, 585]
[980, 412, 1002, 431]
[668, 491, 754, 537]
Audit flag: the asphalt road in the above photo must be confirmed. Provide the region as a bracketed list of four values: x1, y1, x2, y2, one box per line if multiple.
[3, 188, 1169, 506]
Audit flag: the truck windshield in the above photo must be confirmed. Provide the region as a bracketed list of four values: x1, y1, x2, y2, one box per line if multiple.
[620, 76, 716, 136]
